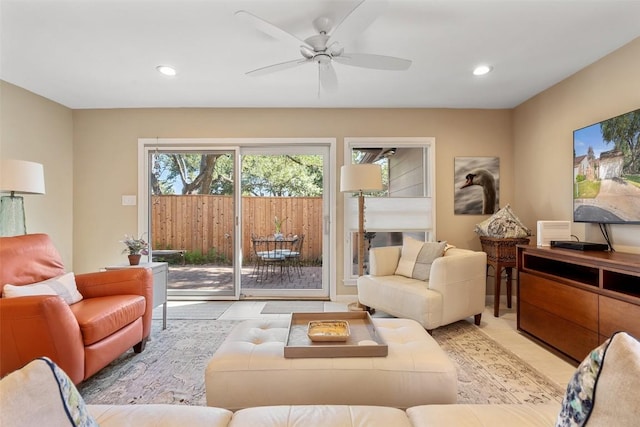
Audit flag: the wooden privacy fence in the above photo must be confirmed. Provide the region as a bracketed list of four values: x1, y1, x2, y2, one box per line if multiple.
[151, 195, 323, 263]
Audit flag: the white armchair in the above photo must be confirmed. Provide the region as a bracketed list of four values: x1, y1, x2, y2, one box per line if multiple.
[357, 246, 487, 332]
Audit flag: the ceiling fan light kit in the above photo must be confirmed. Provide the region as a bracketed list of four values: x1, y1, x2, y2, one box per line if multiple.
[235, 0, 412, 94]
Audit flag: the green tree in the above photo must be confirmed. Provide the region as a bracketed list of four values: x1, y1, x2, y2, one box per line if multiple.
[152, 153, 323, 196]
[151, 153, 233, 195]
[601, 110, 640, 174]
[241, 155, 323, 196]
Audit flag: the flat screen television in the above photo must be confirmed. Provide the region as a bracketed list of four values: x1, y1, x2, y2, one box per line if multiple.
[573, 108, 640, 224]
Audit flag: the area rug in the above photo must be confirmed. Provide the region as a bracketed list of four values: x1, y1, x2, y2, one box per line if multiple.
[152, 301, 234, 320]
[260, 300, 325, 314]
[78, 317, 565, 407]
[78, 320, 239, 405]
[432, 320, 565, 404]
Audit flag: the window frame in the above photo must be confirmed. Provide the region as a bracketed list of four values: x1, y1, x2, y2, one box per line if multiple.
[343, 137, 436, 284]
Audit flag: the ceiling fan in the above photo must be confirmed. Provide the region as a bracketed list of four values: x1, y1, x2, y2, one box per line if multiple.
[235, 0, 412, 94]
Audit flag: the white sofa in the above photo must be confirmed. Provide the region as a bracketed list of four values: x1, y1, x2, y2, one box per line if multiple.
[87, 403, 562, 427]
[0, 356, 560, 427]
[357, 246, 487, 331]
[4, 330, 640, 426]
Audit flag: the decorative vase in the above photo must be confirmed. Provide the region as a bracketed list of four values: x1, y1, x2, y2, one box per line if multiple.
[274, 233, 284, 241]
[128, 254, 142, 265]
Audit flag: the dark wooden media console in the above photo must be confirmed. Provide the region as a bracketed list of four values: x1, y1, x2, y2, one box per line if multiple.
[517, 245, 640, 362]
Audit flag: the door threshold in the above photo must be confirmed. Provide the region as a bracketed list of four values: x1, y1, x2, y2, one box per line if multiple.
[240, 295, 330, 301]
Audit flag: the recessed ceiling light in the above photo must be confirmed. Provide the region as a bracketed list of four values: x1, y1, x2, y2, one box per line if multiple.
[473, 65, 493, 76]
[156, 65, 177, 76]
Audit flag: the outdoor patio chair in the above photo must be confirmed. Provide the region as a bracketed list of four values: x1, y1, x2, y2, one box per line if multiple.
[285, 234, 304, 277]
[251, 235, 289, 282]
[250, 235, 267, 277]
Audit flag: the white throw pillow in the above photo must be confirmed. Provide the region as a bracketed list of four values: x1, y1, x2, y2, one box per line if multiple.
[395, 237, 447, 281]
[3, 272, 83, 305]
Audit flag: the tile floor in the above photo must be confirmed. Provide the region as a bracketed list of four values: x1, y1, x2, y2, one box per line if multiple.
[166, 298, 577, 389]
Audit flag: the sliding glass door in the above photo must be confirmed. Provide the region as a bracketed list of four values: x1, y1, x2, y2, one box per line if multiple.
[147, 148, 239, 299]
[138, 138, 334, 301]
[239, 145, 330, 299]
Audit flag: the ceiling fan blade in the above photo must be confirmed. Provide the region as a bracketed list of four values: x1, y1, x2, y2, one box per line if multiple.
[246, 58, 311, 77]
[328, 0, 388, 45]
[333, 53, 411, 70]
[235, 10, 307, 47]
[318, 63, 338, 93]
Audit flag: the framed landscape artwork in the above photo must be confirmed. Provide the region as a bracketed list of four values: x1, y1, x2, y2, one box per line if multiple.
[454, 157, 500, 215]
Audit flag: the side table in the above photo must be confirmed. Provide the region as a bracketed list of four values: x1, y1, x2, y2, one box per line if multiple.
[479, 236, 530, 317]
[105, 262, 168, 330]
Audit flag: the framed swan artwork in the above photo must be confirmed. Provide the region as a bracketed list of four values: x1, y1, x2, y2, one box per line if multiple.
[454, 157, 500, 215]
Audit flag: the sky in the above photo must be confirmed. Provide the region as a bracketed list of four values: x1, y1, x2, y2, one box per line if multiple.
[573, 123, 611, 158]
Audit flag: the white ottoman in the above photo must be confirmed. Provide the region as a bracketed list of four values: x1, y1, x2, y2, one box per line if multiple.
[205, 318, 457, 410]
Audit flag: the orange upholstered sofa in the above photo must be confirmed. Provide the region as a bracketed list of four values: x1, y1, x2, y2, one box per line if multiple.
[0, 233, 153, 384]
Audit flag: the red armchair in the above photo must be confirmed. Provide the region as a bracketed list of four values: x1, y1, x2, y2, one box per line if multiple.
[0, 234, 153, 383]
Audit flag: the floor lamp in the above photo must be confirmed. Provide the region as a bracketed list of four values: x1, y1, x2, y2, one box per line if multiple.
[0, 159, 46, 237]
[340, 163, 383, 310]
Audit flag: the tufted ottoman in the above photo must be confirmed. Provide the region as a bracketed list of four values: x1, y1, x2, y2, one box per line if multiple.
[205, 317, 457, 410]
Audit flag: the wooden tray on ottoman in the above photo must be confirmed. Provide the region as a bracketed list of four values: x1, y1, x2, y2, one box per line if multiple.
[284, 311, 388, 358]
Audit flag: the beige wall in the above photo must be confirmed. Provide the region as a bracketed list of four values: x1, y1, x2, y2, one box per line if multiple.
[2, 36, 638, 297]
[513, 37, 640, 254]
[0, 81, 74, 265]
[71, 108, 512, 297]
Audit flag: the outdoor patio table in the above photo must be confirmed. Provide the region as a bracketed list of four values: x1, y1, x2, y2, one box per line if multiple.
[252, 236, 299, 281]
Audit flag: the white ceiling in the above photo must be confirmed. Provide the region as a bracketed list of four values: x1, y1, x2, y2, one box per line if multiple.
[2, 0, 639, 110]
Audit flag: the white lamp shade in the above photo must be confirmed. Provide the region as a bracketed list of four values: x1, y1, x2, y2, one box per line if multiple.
[0, 159, 46, 195]
[340, 164, 383, 193]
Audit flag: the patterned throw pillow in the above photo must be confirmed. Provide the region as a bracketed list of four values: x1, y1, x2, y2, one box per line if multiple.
[474, 204, 531, 238]
[44, 358, 99, 427]
[2, 272, 83, 304]
[555, 331, 640, 427]
[555, 337, 609, 426]
[395, 237, 447, 281]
